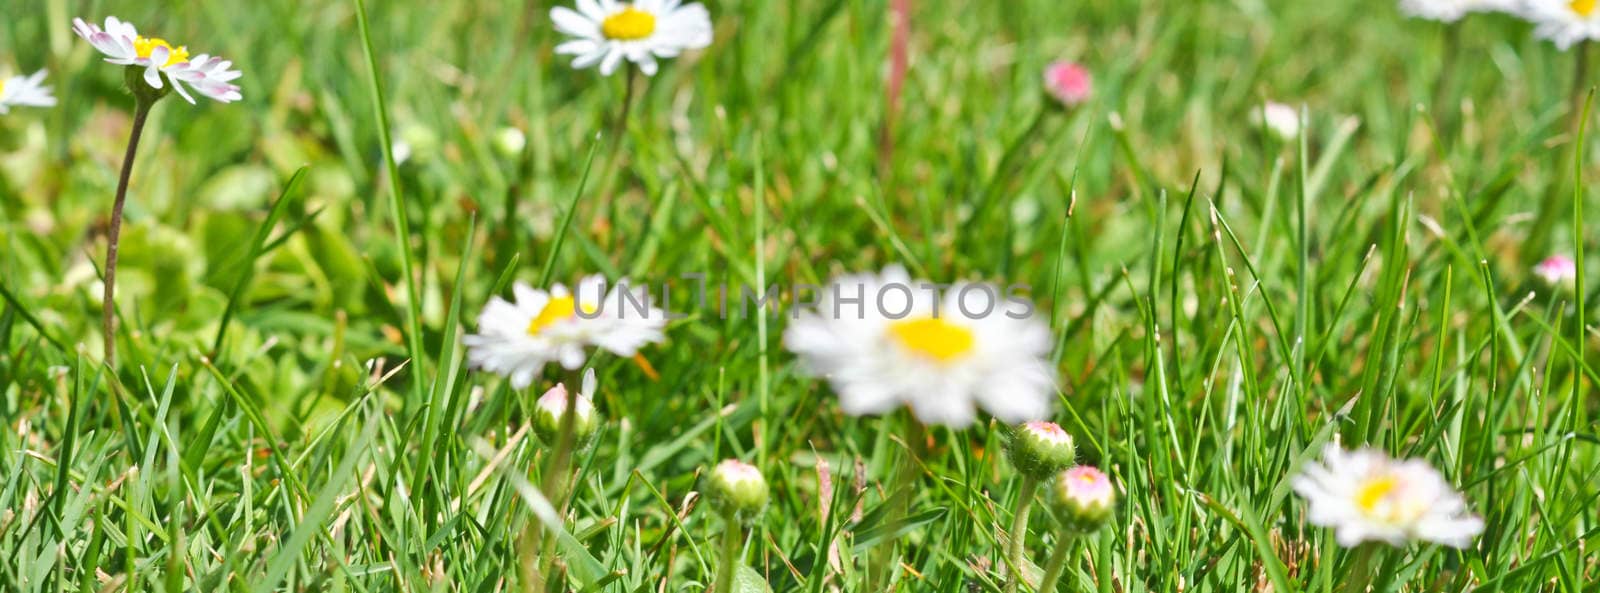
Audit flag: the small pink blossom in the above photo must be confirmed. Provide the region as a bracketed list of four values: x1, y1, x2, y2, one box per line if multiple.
[1058, 466, 1114, 506]
[1042, 61, 1092, 108]
[1535, 254, 1577, 287]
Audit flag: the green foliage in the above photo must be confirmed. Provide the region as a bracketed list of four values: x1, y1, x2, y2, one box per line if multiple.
[1, 0, 1598, 591]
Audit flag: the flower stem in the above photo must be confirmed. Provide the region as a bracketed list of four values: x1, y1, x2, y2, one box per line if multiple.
[714, 508, 744, 593]
[102, 96, 155, 368]
[865, 416, 925, 590]
[1431, 22, 1460, 134]
[536, 367, 586, 589]
[1004, 475, 1041, 592]
[1339, 543, 1377, 593]
[1574, 40, 1592, 136]
[594, 69, 639, 235]
[1036, 529, 1076, 592]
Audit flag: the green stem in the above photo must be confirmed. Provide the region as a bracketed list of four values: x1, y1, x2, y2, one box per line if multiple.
[102, 96, 154, 369]
[536, 367, 586, 589]
[1036, 530, 1076, 592]
[1432, 22, 1460, 135]
[1339, 543, 1378, 593]
[1005, 475, 1041, 592]
[1575, 40, 1592, 134]
[714, 509, 744, 593]
[594, 68, 639, 244]
[865, 417, 926, 590]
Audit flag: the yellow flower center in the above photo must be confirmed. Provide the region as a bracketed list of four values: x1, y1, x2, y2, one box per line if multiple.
[1575, 0, 1598, 17]
[526, 295, 599, 336]
[134, 36, 191, 67]
[1354, 474, 1427, 523]
[888, 317, 976, 363]
[1355, 476, 1398, 513]
[601, 7, 657, 41]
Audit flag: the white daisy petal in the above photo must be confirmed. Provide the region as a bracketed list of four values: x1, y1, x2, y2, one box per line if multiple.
[1397, 0, 1513, 22]
[0, 70, 58, 113]
[551, 7, 602, 39]
[556, 39, 601, 56]
[599, 47, 626, 75]
[572, 48, 608, 69]
[577, 0, 609, 21]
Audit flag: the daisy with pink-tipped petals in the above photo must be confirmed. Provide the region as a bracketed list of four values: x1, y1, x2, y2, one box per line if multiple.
[1042, 61, 1092, 108]
[72, 15, 242, 104]
[1535, 254, 1578, 288]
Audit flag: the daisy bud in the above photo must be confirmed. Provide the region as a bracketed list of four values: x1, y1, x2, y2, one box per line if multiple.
[1254, 101, 1300, 142]
[1042, 61, 1092, 109]
[1534, 254, 1577, 290]
[1051, 466, 1116, 533]
[493, 126, 528, 157]
[1008, 421, 1076, 480]
[706, 459, 769, 521]
[532, 381, 600, 449]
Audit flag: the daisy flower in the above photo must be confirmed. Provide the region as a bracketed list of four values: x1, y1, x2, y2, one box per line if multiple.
[1534, 254, 1578, 287]
[782, 266, 1056, 427]
[0, 70, 57, 114]
[464, 275, 666, 389]
[550, 0, 714, 76]
[72, 16, 242, 104]
[1398, 0, 1514, 22]
[1042, 61, 1092, 108]
[1522, 0, 1600, 49]
[1292, 444, 1483, 548]
[1254, 101, 1301, 141]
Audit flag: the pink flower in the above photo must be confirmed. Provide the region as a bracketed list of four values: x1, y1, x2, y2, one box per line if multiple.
[1057, 466, 1114, 508]
[1052, 465, 1116, 531]
[1535, 254, 1577, 287]
[1042, 61, 1092, 108]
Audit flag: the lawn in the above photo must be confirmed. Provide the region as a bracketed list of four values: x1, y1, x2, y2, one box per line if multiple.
[1, 0, 1598, 591]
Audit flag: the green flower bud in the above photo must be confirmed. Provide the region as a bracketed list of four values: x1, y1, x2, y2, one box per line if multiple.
[493, 126, 527, 157]
[706, 459, 769, 521]
[1051, 466, 1115, 533]
[533, 371, 600, 450]
[1007, 421, 1076, 480]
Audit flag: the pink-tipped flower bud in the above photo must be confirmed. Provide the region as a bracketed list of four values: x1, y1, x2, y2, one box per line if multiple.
[1051, 466, 1116, 532]
[1042, 61, 1093, 109]
[533, 373, 600, 450]
[1535, 254, 1577, 290]
[707, 459, 769, 521]
[1008, 421, 1077, 480]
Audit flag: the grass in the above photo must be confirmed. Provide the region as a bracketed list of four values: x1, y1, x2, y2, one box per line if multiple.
[2, 0, 1599, 591]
